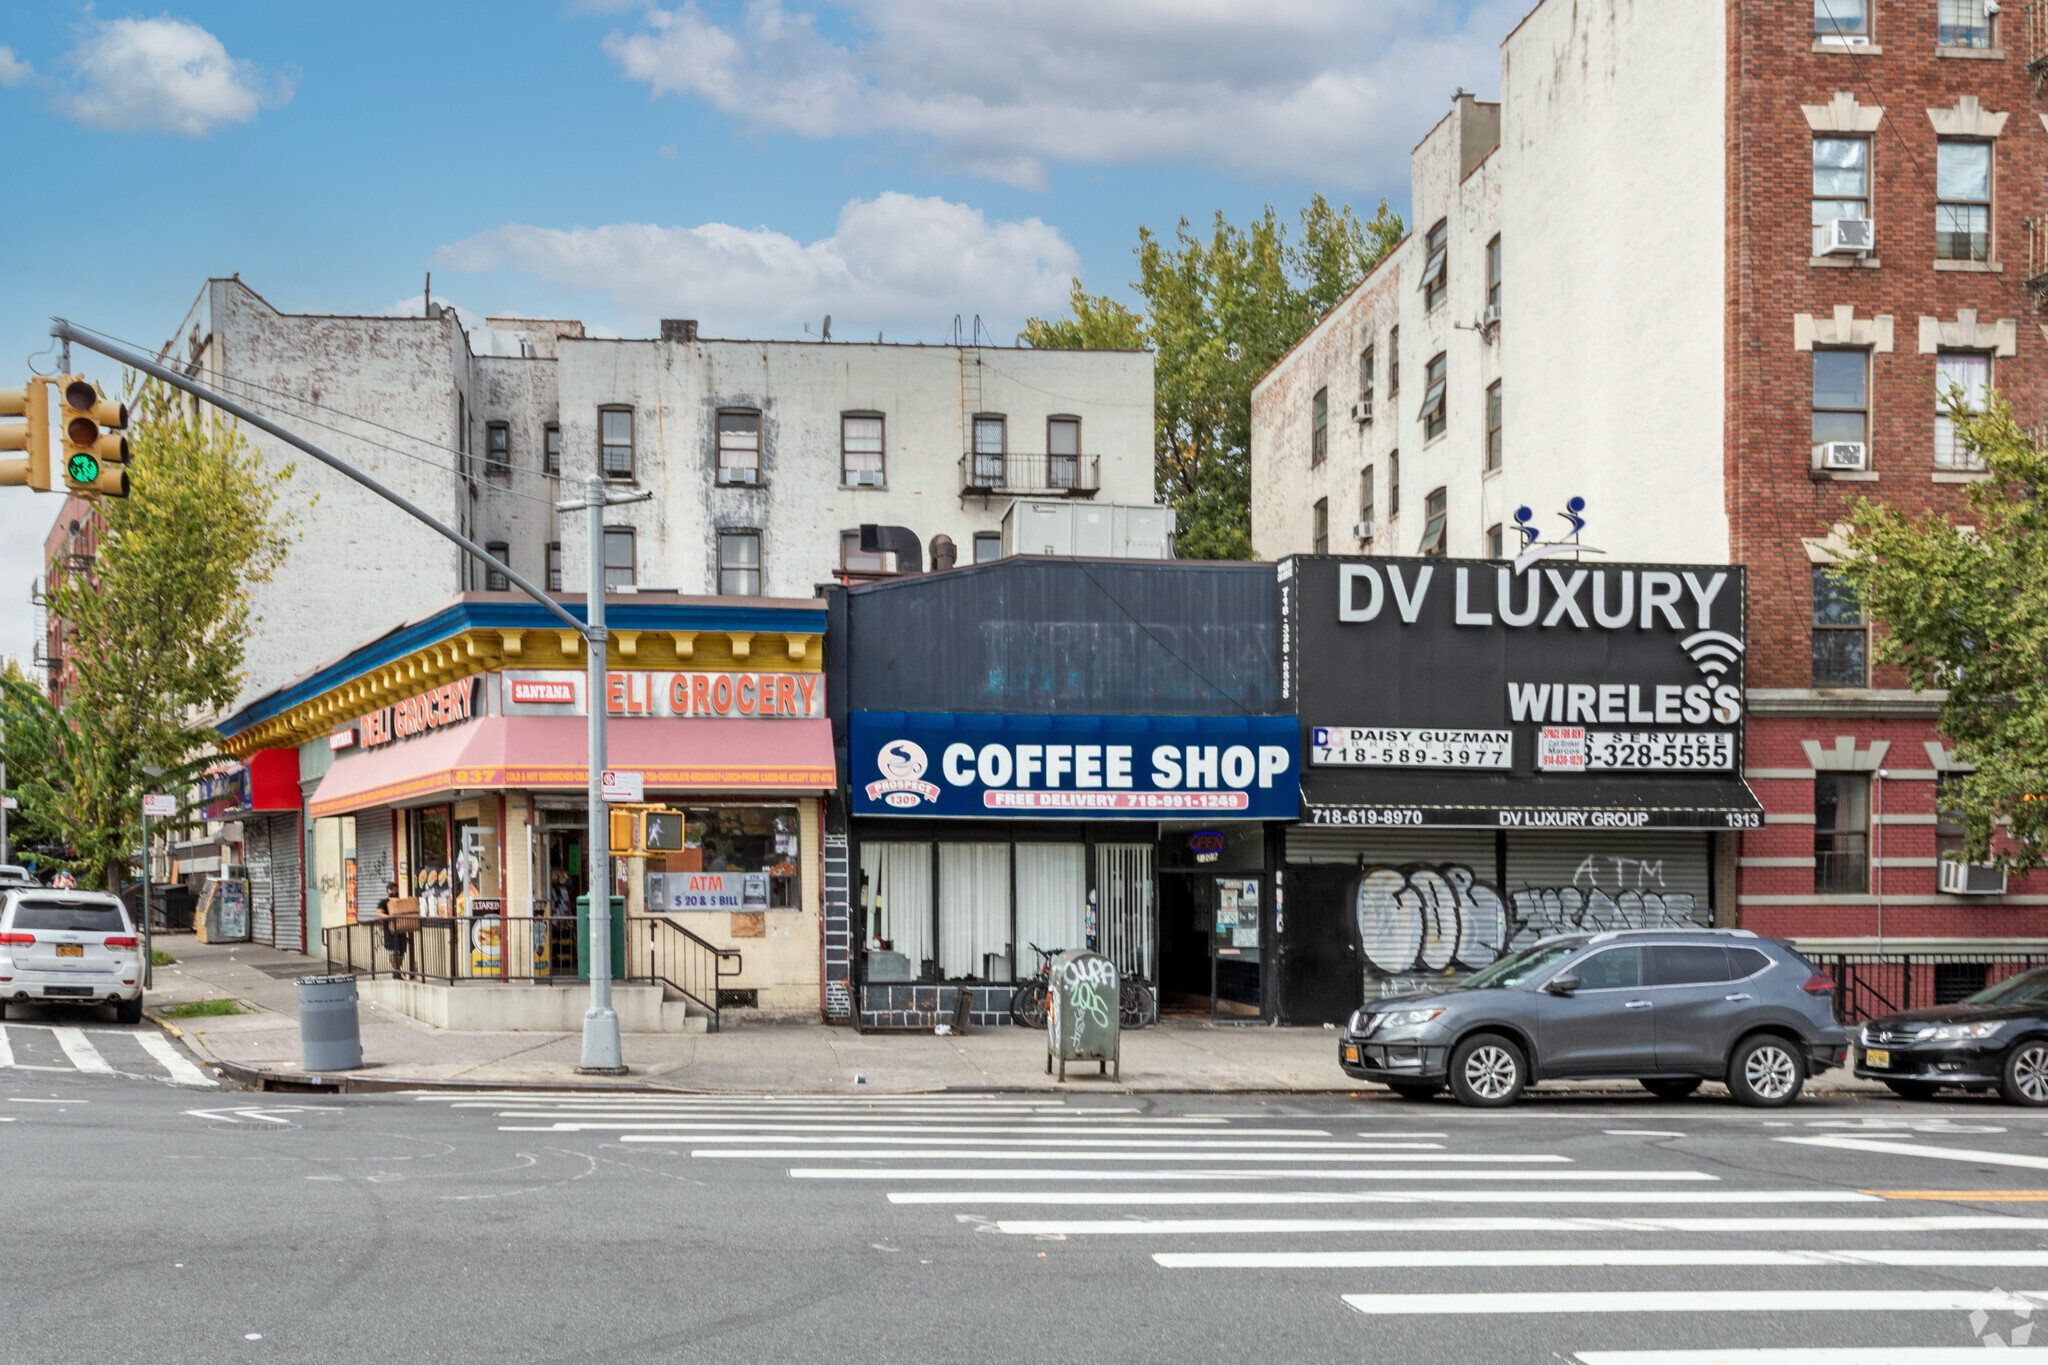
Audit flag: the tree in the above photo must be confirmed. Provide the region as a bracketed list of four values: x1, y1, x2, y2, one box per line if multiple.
[1835, 393, 2048, 873]
[1021, 195, 1404, 560]
[1, 380, 299, 887]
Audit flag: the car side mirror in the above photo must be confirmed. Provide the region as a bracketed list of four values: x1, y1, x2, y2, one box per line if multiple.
[1546, 975, 1581, 996]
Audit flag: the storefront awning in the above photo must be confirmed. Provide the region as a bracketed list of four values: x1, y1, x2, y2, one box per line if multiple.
[308, 716, 834, 817]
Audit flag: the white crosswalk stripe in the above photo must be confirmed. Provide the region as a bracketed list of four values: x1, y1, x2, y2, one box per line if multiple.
[0, 1021, 216, 1087]
[412, 1091, 2048, 1359]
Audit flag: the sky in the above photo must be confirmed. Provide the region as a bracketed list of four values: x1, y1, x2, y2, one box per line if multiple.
[0, 0, 1515, 668]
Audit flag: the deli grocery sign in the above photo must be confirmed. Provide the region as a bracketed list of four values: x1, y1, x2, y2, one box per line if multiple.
[1279, 556, 1762, 830]
[850, 712, 1300, 819]
[501, 669, 824, 718]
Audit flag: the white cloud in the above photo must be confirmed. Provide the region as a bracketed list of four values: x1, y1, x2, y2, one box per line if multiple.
[602, 0, 1521, 188]
[61, 17, 293, 136]
[0, 46, 33, 87]
[432, 191, 1079, 339]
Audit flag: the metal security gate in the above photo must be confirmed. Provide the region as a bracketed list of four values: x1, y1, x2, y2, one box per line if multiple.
[1095, 843, 1155, 983]
[268, 813, 304, 952]
[354, 809, 393, 921]
[247, 819, 275, 946]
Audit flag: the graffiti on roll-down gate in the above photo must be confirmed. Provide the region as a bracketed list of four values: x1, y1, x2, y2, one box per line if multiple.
[1356, 857, 1702, 986]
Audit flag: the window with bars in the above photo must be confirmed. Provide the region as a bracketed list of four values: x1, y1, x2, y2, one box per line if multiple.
[599, 407, 634, 480]
[484, 542, 509, 592]
[1936, 140, 1991, 263]
[1311, 388, 1329, 466]
[603, 527, 635, 590]
[1934, 351, 1990, 470]
[718, 530, 761, 596]
[1312, 497, 1328, 554]
[717, 411, 762, 483]
[1938, 0, 1992, 47]
[1418, 487, 1447, 557]
[1420, 220, 1448, 311]
[1812, 137, 1869, 229]
[1814, 773, 1870, 894]
[1420, 353, 1447, 440]
[543, 423, 561, 475]
[1485, 381, 1503, 471]
[1812, 567, 1867, 687]
[547, 542, 562, 592]
[842, 413, 884, 486]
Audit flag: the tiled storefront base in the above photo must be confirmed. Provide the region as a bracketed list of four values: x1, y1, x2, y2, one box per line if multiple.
[859, 982, 1017, 1030]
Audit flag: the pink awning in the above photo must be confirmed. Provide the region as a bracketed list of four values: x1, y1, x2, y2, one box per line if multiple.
[309, 716, 834, 817]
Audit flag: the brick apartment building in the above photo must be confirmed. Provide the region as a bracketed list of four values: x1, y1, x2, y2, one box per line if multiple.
[1250, 0, 2047, 966]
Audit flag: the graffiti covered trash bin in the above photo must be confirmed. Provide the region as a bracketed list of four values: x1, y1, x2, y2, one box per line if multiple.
[1046, 949, 1120, 1081]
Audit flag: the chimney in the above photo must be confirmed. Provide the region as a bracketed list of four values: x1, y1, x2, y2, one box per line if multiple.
[929, 534, 957, 571]
[660, 319, 699, 342]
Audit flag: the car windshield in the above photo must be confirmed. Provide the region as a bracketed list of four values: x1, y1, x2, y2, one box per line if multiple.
[1963, 966, 2048, 1007]
[10, 900, 127, 932]
[1461, 942, 1579, 990]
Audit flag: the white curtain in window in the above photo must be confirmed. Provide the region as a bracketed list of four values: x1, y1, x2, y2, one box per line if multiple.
[861, 842, 931, 972]
[939, 843, 1011, 980]
[1013, 844, 1087, 966]
[1934, 352, 1990, 470]
[1096, 843, 1155, 981]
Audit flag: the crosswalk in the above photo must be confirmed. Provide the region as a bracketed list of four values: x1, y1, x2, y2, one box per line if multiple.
[419, 1091, 2048, 1361]
[0, 1021, 216, 1087]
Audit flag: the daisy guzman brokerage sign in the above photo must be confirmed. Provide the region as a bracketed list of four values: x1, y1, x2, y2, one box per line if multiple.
[849, 712, 1300, 819]
[1278, 555, 1762, 830]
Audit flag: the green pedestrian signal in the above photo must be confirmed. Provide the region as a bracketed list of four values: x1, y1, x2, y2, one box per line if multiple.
[66, 451, 100, 484]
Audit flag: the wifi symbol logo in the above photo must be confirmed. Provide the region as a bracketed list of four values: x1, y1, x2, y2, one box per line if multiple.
[1680, 630, 1746, 680]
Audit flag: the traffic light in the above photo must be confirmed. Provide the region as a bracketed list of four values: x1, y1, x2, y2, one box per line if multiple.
[57, 376, 128, 498]
[643, 809, 684, 852]
[0, 378, 52, 492]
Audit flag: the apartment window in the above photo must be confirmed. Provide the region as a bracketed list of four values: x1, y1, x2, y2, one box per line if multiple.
[1311, 388, 1329, 466]
[483, 542, 509, 592]
[599, 407, 634, 480]
[1812, 137, 1869, 229]
[1312, 498, 1329, 554]
[1388, 450, 1400, 518]
[1487, 523, 1505, 559]
[1359, 347, 1375, 405]
[840, 413, 885, 487]
[718, 530, 761, 596]
[1812, 349, 1868, 451]
[603, 527, 635, 590]
[1814, 773, 1871, 894]
[1938, 0, 1992, 48]
[1420, 353, 1448, 441]
[1812, 566, 1867, 686]
[543, 423, 561, 476]
[973, 531, 1002, 565]
[1048, 416, 1081, 488]
[1935, 774, 1970, 864]
[1359, 465, 1375, 542]
[458, 393, 469, 474]
[1387, 327, 1400, 396]
[1936, 139, 1991, 263]
[546, 541, 563, 593]
[484, 422, 509, 476]
[1485, 235, 1501, 312]
[973, 415, 1006, 485]
[1420, 219, 1448, 311]
[1417, 487, 1448, 557]
[1814, 0, 1870, 38]
[1485, 381, 1503, 471]
[1934, 351, 1990, 470]
[717, 411, 762, 484]
[841, 531, 893, 574]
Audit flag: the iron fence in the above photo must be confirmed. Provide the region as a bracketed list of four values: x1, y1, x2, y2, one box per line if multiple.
[1804, 952, 2048, 1024]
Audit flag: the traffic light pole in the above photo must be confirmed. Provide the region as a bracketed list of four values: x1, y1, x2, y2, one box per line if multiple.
[49, 320, 647, 1073]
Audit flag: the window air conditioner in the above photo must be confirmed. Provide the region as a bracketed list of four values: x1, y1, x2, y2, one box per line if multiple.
[1481, 303, 1501, 329]
[1939, 859, 2007, 896]
[1352, 398, 1374, 424]
[848, 470, 883, 487]
[720, 467, 759, 486]
[1812, 441, 1868, 472]
[1352, 519, 1374, 541]
[1818, 217, 1875, 256]
[1817, 34, 1872, 47]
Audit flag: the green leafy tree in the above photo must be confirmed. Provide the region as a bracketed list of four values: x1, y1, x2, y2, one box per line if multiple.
[1835, 393, 2048, 872]
[1021, 194, 1404, 559]
[2, 381, 299, 887]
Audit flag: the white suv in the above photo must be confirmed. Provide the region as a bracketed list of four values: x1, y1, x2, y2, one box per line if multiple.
[0, 891, 143, 1023]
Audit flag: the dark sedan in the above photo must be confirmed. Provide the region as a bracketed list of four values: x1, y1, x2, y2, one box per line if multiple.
[1856, 966, 2048, 1105]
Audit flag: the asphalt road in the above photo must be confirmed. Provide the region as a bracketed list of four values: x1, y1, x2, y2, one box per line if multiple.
[6, 1055, 2048, 1365]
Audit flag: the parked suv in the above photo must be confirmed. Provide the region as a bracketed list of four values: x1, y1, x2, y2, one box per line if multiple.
[1855, 965, 2048, 1106]
[0, 891, 143, 1023]
[1337, 928, 1848, 1108]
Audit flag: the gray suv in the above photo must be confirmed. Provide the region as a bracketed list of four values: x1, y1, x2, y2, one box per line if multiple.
[1337, 929, 1848, 1108]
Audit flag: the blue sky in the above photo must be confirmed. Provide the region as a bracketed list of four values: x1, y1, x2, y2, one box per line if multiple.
[0, 0, 1514, 659]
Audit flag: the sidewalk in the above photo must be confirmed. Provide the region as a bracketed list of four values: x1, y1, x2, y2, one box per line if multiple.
[145, 934, 1890, 1097]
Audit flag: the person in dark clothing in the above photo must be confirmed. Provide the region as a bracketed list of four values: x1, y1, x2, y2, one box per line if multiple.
[376, 881, 407, 973]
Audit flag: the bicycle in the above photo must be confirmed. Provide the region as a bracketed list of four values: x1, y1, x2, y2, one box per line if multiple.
[1007, 943, 1155, 1029]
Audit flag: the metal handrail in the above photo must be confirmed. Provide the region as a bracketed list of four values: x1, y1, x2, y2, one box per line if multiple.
[1809, 951, 2048, 1024]
[632, 914, 743, 1033]
[958, 451, 1101, 497]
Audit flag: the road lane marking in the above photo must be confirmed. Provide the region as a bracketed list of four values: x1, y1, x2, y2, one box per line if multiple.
[996, 1215, 2048, 1235]
[1605, 1130, 1685, 1138]
[50, 1027, 111, 1075]
[0, 1024, 10, 1069]
[485, 1117, 1278, 1133]
[1156, 1249, 2048, 1268]
[133, 1031, 215, 1087]
[1574, 1350, 2048, 1363]
[521, 1134, 1433, 1152]
[887, 1190, 1884, 1206]
[1869, 1190, 2048, 1201]
[1342, 1289, 2048, 1316]
[682, 1149, 1571, 1163]
[1784, 1135, 2048, 1171]
[788, 1168, 1715, 1182]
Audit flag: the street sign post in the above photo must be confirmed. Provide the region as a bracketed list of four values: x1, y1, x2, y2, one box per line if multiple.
[139, 794, 176, 988]
[600, 770, 643, 803]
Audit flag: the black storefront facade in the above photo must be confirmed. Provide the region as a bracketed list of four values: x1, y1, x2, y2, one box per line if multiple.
[1273, 555, 1763, 1025]
[823, 558, 1299, 1029]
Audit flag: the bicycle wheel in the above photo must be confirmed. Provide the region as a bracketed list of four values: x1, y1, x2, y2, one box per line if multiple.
[1010, 980, 1049, 1029]
[1119, 979, 1153, 1029]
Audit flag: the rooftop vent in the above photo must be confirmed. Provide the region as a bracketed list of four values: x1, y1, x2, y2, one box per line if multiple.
[660, 319, 699, 342]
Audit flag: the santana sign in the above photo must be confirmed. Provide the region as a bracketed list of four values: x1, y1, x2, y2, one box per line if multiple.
[850, 712, 1299, 819]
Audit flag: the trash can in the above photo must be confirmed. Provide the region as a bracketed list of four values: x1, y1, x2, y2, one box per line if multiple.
[297, 974, 363, 1073]
[574, 894, 627, 983]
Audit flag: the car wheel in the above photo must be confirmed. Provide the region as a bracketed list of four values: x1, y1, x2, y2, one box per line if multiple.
[1999, 1040, 2048, 1107]
[115, 995, 143, 1026]
[1384, 1081, 1440, 1100]
[1884, 1079, 1941, 1101]
[1449, 1033, 1526, 1108]
[1728, 1034, 1805, 1108]
[1640, 1077, 1703, 1100]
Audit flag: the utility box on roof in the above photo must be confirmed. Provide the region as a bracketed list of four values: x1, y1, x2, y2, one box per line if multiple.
[999, 502, 1176, 561]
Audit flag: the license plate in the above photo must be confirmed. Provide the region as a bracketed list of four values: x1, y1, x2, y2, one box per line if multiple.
[1343, 1044, 1360, 1064]
[55, 944, 82, 958]
[1865, 1048, 1890, 1069]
